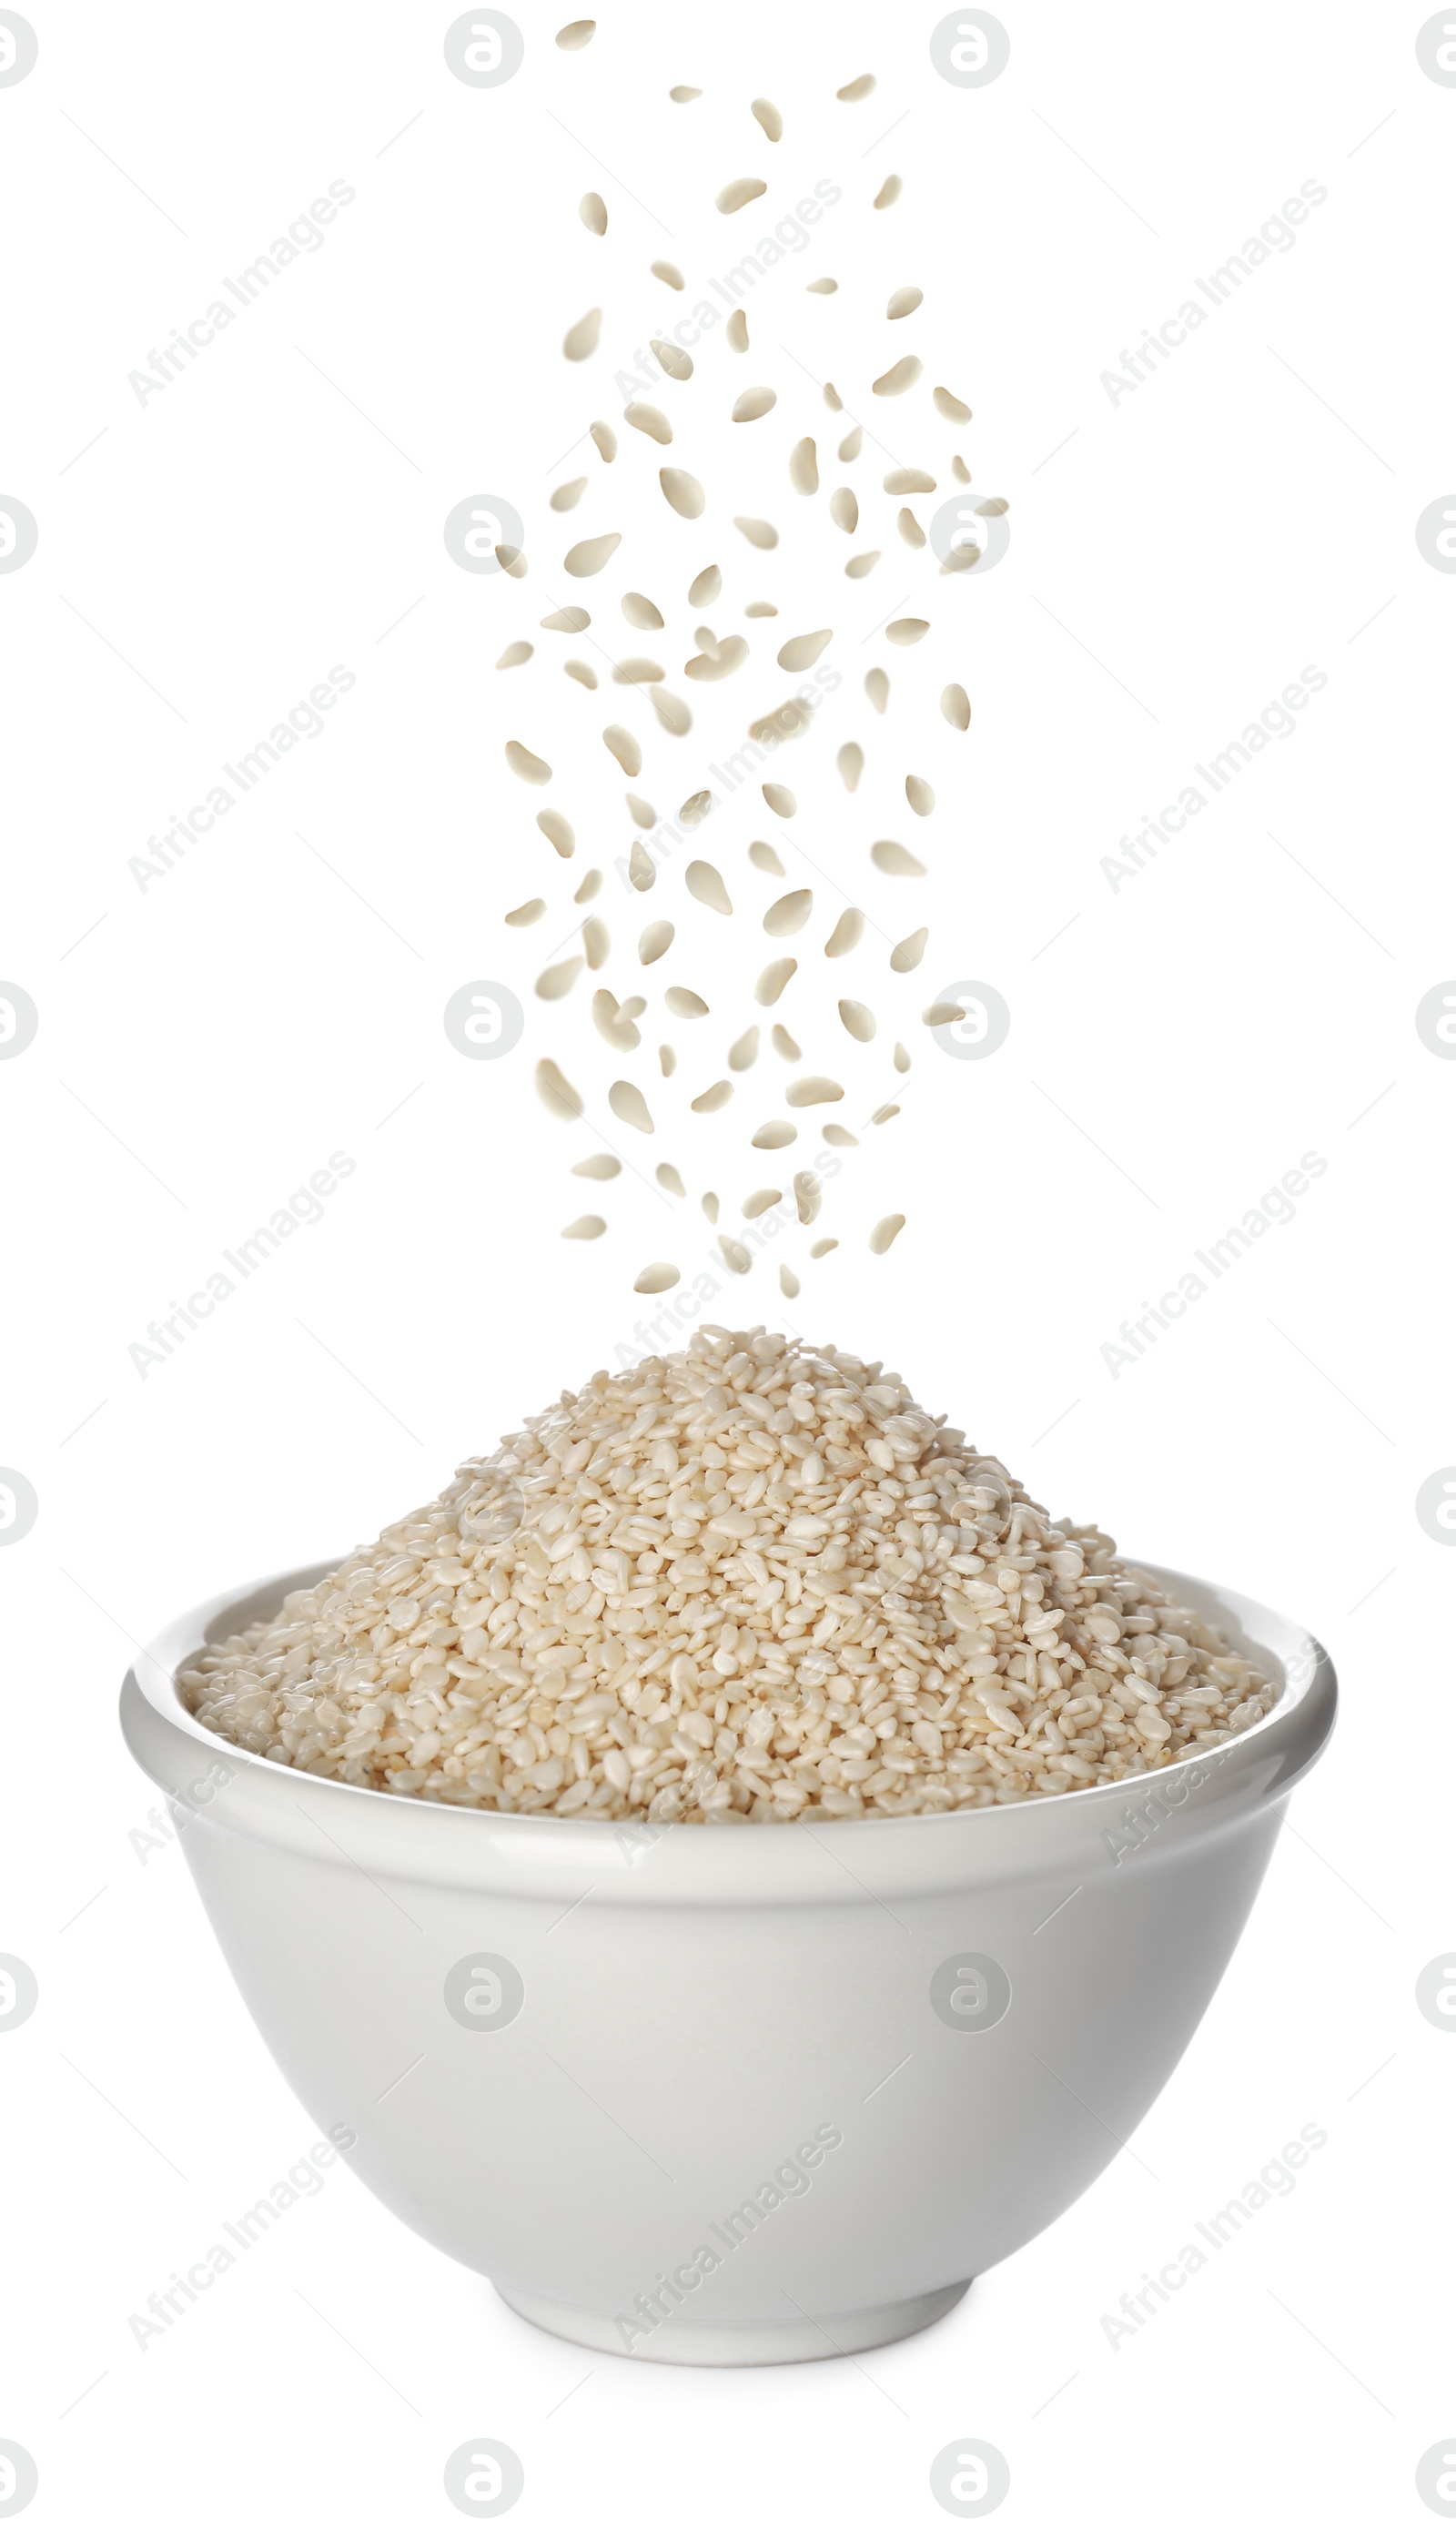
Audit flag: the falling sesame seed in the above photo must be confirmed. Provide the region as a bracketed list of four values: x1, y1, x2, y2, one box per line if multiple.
[741, 1188, 779, 1223]
[788, 438, 819, 494]
[660, 1046, 677, 1076]
[952, 453, 971, 483]
[562, 308, 602, 361]
[754, 956, 796, 1003]
[701, 1191, 719, 1221]
[836, 73, 876, 100]
[627, 793, 657, 827]
[762, 781, 797, 817]
[496, 640, 533, 668]
[726, 308, 749, 351]
[655, 1163, 686, 1198]
[622, 592, 665, 629]
[565, 660, 597, 687]
[580, 192, 607, 234]
[562, 1214, 606, 1241]
[749, 847, 785, 883]
[829, 486, 858, 533]
[660, 469, 705, 519]
[844, 551, 880, 578]
[684, 634, 749, 682]
[604, 725, 642, 774]
[679, 788, 712, 824]
[640, 921, 674, 963]
[541, 607, 591, 632]
[743, 601, 777, 617]
[805, 278, 838, 294]
[763, 888, 812, 935]
[717, 177, 768, 214]
[669, 85, 701, 103]
[719, 1232, 753, 1272]
[824, 908, 864, 958]
[885, 470, 937, 497]
[809, 1237, 838, 1259]
[581, 915, 610, 969]
[779, 1263, 800, 1296]
[838, 997, 876, 1042]
[753, 1119, 797, 1148]
[506, 740, 551, 785]
[652, 339, 693, 381]
[495, 544, 528, 577]
[934, 386, 972, 423]
[592, 990, 640, 1050]
[871, 840, 925, 875]
[556, 20, 595, 47]
[923, 1000, 966, 1026]
[628, 839, 656, 892]
[654, 677, 699, 730]
[784, 1075, 842, 1107]
[890, 927, 928, 971]
[885, 618, 928, 646]
[536, 809, 574, 857]
[869, 1214, 905, 1254]
[688, 563, 722, 605]
[535, 1057, 583, 1119]
[686, 859, 733, 914]
[894, 1042, 910, 1072]
[692, 1080, 733, 1114]
[734, 515, 779, 549]
[775, 630, 832, 672]
[572, 1152, 620, 1179]
[504, 898, 545, 926]
[550, 479, 588, 512]
[728, 1026, 759, 1070]
[652, 259, 686, 289]
[564, 532, 622, 576]
[626, 399, 673, 443]
[838, 426, 863, 460]
[751, 96, 784, 139]
[897, 508, 926, 549]
[873, 355, 922, 396]
[822, 1125, 857, 1147]
[665, 986, 709, 1018]
[733, 385, 777, 421]
[864, 667, 889, 712]
[793, 1170, 822, 1224]
[771, 1023, 801, 1059]
[874, 173, 903, 208]
[574, 869, 603, 903]
[887, 287, 924, 319]
[634, 1261, 680, 1293]
[905, 774, 935, 815]
[591, 420, 617, 462]
[941, 683, 971, 730]
[609, 1080, 654, 1134]
[872, 1101, 900, 1125]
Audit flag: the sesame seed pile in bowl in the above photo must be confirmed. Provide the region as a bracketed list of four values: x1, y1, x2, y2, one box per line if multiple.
[179, 1327, 1279, 1821]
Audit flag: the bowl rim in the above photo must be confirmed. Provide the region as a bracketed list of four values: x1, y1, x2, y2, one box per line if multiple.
[122, 1552, 1337, 1846]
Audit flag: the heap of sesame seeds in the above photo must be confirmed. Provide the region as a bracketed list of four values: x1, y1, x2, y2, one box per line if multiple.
[179, 1328, 1279, 1821]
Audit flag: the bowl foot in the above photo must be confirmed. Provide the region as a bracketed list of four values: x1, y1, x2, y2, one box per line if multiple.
[493, 2277, 971, 2366]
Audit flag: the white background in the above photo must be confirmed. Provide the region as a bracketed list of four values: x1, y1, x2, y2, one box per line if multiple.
[3, 0, 1453, 2521]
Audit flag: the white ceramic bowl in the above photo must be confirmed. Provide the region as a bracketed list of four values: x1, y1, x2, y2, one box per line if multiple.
[120, 1560, 1335, 2366]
